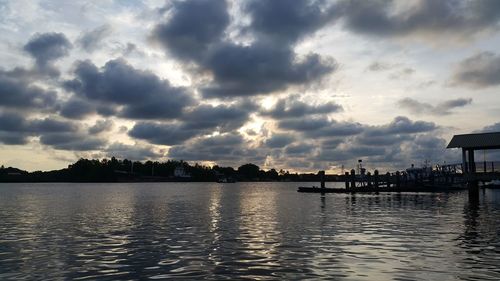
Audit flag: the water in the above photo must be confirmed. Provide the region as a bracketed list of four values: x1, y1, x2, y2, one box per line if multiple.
[1, 182, 499, 280]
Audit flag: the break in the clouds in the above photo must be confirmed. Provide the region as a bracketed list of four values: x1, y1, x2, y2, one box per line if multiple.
[1, 0, 499, 172]
[397, 98, 472, 115]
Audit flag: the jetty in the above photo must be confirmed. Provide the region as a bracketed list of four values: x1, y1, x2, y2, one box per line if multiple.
[298, 132, 500, 194]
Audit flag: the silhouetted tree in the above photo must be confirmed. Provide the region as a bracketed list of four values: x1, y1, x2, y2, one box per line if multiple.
[238, 163, 260, 180]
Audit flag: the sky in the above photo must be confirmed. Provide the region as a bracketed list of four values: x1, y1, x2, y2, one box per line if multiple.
[1, 0, 500, 173]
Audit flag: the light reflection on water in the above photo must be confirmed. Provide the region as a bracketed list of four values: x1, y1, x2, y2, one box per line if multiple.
[1, 182, 500, 280]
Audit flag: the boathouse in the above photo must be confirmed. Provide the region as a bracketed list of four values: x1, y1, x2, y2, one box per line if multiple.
[447, 131, 500, 176]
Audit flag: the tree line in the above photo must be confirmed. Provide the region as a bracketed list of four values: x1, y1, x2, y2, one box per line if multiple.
[0, 157, 336, 182]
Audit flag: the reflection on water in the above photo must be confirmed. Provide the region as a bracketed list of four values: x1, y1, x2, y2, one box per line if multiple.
[1, 182, 500, 280]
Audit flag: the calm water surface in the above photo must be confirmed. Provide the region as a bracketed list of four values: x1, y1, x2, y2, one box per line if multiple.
[1, 182, 500, 280]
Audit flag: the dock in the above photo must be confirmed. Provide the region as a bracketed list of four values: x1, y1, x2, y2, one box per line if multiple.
[298, 132, 500, 194]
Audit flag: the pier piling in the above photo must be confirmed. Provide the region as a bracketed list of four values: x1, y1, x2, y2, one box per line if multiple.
[319, 171, 325, 189]
[350, 169, 356, 189]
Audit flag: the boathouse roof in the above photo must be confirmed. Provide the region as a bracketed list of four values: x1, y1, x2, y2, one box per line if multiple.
[447, 132, 500, 150]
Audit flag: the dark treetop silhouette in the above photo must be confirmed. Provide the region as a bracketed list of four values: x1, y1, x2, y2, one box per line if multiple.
[0, 157, 338, 183]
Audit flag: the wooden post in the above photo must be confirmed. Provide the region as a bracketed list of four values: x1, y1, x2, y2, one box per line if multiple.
[462, 148, 467, 175]
[350, 169, 356, 190]
[345, 172, 350, 189]
[319, 170, 325, 189]
[386, 172, 391, 188]
[366, 172, 372, 187]
[395, 171, 401, 188]
[374, 170, 379, 188]
[468, 149, 477, 188]
[469, 149, 475, 173]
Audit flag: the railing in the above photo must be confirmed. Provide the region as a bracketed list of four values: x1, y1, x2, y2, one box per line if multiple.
[437, 161, 500, 174]
[473, 161, 500, 173]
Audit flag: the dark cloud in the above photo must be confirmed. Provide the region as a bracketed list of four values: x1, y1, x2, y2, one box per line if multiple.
[168, 133, 264, 164]
[0, 110, 108, 150]
[278, 117, 330, 132]
[67, 59, 193, 119]
[451, 52, 500, 88]
[261, 96, 342, 119]
[78, 25, 112, 52]
[0, 111, 84, 146]
[151, 0, 229, 62]
[397, 97, 472, 115]
[311, 120, 366, 138]
[88, 119, 114, 135]
[39, 133, 106, 151]
[0, 69, 57, 110]
[245, 0, 337, 44]
[279, 117, 365, 137]
[310, 131, 452, 171]
[96, 105, 118, 117]
[270, 116, 442, 171]
[0, 131, 28, 145]
[152, 0, 337, 98]
[104, 142, 164, 160]
[0, 111, 26, 132]
[128, 122, 201, 145]
[181, 103, 253, 132]
[321, 138, 343, 149]
[264, 134, 295, 148]
[28, 118, 78, 133]
[0, 111, 29, 144]
[315, 145, 387, 162]
[197, 133, 243, 147]
[23, 32, 72, 67]
[0, 112, 77, 135]
[338, 0, 500, 40]
[284, 143, 314, 155]
[59, 98, 95, 119]
[480, 122, 500, 133]
[365, 116, 437, 136]
[355, 134, 412, 146]
[407, 134, 449, 163]
[202, 44, 336, 98]
[128, 100, 256, 145]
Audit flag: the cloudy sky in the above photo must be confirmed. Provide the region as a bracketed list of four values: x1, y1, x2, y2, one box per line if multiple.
[1, 0, 500, 173]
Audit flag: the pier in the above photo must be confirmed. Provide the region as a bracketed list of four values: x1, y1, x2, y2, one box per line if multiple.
[298, 132, 500, 194]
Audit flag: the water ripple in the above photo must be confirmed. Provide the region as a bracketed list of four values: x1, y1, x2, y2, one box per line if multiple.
[1, 183, 500, 280]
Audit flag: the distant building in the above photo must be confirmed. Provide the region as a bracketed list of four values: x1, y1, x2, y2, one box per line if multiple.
[174, 166, 191, 178]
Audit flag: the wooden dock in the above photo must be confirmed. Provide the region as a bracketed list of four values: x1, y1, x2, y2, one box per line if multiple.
[297, 185, 464, 193]
[297, 167, 474, 194]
